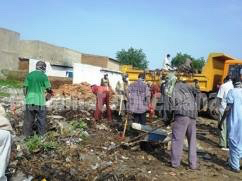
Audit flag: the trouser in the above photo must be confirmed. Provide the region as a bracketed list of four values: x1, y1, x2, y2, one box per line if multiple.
[218, 111, 228, 148]
[171, 116, 197, 169]
[94, 93, 112, 122]
[149, 93, 161, 119]
[228, 138, 242, 170]
[118, 95, 127, 115]
[133, 113, 146, 125]
[0, 130, 11, 181]
[23, 105, 47, 137]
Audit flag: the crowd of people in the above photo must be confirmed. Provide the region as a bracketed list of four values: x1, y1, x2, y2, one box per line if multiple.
[0, 60, 242, 180]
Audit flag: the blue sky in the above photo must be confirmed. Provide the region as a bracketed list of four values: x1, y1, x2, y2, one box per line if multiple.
[1, 0, 242, 69]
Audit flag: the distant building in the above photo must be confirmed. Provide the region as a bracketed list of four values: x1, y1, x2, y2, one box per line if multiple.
[81, 53, 120, 71]
[0, 28, 20, 74]
[0, 27, 120, 78]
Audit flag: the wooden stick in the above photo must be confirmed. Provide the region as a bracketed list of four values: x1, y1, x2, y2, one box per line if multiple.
[122, 117, 128, 138]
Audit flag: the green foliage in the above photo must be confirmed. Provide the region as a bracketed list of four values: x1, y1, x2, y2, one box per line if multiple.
[42, 141, 58, 152]
[171, 53, 205, 72]
[116, 47, 148, 69]
[0, 92, 10, 97]
[0, 79, 23, 88]
[192, 57, 205, 72]
[25, 134, 58, 153]
[171, 53, 191, 67]
[71, 119, 87, 130]
[25, 134, 42, 153]
[70, 119, 88, 139]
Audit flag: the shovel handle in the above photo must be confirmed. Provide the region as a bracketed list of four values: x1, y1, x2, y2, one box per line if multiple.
[122, 118, 128, 138]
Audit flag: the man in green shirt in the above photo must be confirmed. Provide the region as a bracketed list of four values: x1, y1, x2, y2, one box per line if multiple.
[23, 61, 52, 137]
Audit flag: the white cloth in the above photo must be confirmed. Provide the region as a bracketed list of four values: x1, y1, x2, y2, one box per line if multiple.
[217, 80, 234, 113]
[0, 105, 6, 117]
[0, 130, 11, 181]
[163, 56, 171, 70]
[0, 104, 13, 132]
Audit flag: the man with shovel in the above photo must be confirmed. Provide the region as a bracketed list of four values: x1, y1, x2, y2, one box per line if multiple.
[23, 61, 52, 137]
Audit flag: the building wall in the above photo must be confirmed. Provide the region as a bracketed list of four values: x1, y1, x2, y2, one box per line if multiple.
[0, 27, 120, 77]
[73, 63, 122, 90]
[0, 28, 20, 74]
[29, 59, 73, 78]
[19, 40, 82, 66]
[107, 60, 120, 71]
[81, 54, 108, 68]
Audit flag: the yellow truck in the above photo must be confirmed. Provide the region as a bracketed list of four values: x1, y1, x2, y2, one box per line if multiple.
[120, 53, 242, 119]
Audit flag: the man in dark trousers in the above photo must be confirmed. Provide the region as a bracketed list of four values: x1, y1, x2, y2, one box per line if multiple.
[127, 73, 150, 125]
[23, 61, 52, 137]
[170, 79, 199, 170]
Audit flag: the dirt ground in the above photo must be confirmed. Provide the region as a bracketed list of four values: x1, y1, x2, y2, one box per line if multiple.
[6, 107, 242, 181]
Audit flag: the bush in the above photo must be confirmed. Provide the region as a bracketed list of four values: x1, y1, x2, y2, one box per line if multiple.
[25, 134, 58, 153]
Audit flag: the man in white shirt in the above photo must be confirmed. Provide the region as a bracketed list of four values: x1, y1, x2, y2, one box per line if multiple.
[0, 104, 13, 181]
[216, 75, 234, 150]
[163, 54, 171, 70]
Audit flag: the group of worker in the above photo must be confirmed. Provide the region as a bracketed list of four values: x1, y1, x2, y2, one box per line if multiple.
[0, 60, 242, 180]
[92, 73, 151, 125]
[93, 71, 200, 170]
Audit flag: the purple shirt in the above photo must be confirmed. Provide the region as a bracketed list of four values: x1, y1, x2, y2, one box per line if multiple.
[128, 80, 150, 113]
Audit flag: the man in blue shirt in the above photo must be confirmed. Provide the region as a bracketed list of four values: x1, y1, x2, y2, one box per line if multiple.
[219, 69, 242, 172]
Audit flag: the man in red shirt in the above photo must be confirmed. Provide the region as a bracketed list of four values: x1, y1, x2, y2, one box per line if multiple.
[91, 85, 112, 123]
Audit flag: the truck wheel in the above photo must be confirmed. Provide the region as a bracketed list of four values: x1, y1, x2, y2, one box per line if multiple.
[208, 98, 219, 120]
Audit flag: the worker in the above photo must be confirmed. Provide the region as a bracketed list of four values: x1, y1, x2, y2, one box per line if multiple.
[216, 75, 234, 150]
[115, 74, 129, 115]
[192, 79, 201, 110]
[161, 73, 177, 124]
[127, 73, 150, 125]
[178, 58, 193, 73]
[149, 82, 161, 120]
[23, 61, 52, 137]
[219, 70, 242, 172]
[101, 74, 110, 88]
[170, 78, 199, 170]
[193, 79, 200, 90]
[163, 54, 171, 70]
[92, 85, 112, 124]
[0, 104, 13, 181]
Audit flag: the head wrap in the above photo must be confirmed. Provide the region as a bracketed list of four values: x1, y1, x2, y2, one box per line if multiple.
[164, 72, 177, 97]
[36, 61, 47, 72]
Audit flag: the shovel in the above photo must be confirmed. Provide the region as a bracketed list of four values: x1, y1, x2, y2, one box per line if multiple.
[118, 114, 128, 141]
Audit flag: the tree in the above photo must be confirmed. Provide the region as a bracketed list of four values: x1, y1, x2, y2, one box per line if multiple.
[171, 52, 205, 72]
[116, 47, 148, 69]
[192, 57, 205, 72]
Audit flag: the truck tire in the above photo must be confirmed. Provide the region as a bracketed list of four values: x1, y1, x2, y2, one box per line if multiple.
[208, 98, 219, 120]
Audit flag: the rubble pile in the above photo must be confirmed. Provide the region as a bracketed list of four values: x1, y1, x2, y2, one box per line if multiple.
[1, 84, 237, 180]
[53, 83, 94, 101]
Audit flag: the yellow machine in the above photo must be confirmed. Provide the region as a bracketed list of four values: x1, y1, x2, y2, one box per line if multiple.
[120, 52, 242, 119]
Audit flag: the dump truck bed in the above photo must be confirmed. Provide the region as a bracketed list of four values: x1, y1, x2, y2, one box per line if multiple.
[121, 53, 242, 93]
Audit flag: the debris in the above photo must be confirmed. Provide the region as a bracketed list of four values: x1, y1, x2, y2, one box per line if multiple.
[169, 172, 177, 176]
[203, 153, 212, 160]
[53, 82, 94, 101]
[2, 89, 239, 180]
[96, 124, 109, 131]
